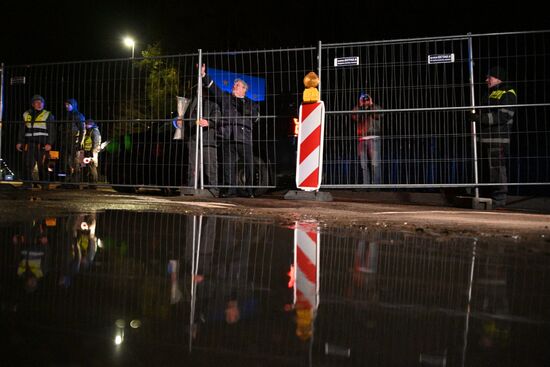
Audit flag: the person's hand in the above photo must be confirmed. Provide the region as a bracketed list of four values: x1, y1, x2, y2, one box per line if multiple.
[466, 111, 479, 122]
[44, 144, 52, 151]
[176, 118, 183, 128]
[198, 118, 209, 127]
[16, 143, 23, 152]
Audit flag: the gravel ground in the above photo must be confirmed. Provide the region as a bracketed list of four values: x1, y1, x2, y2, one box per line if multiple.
[1, 184, 549, 244]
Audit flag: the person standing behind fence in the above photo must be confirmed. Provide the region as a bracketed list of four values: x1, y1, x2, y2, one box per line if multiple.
[177, 90, 221, 196]
[352, 92, 382, 185]
[76, 119, 101, 188]
[468, 67, 516, 208]
[59, 98, 86, 184]
[16, 95, 56, 189]
[201, 64, 260, 198]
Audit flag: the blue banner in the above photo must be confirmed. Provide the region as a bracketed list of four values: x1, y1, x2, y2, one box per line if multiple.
[207, 68, 265, 102]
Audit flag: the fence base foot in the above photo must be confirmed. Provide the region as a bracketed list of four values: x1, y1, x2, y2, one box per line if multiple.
[455, 196, 493, 210]
[284, 190, 333, 202]
[180, 188, 215, 198]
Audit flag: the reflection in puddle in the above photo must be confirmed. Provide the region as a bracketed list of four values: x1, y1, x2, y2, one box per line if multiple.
[1, 211, 549, 366]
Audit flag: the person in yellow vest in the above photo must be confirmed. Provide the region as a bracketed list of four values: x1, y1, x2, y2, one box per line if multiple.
[16, 95, 56, 188]
[76, 119, 101, 187]
[14, 219, 50, 293]
[468, 67, 517, 207]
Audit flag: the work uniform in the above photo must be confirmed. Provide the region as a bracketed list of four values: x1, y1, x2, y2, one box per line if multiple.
[18, 108, 56, 182]
[478, 83, 517, 204]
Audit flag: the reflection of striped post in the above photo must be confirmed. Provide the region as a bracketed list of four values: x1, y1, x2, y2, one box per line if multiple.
[296, 101, 325, 191]
[294, 221, 320, 341]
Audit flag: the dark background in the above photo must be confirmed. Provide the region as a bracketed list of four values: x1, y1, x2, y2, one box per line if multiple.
[1, 0, 546, 65]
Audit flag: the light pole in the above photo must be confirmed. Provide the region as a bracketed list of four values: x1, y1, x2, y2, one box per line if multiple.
[123, 37, 135, 59]
[123, 37, 136, 120]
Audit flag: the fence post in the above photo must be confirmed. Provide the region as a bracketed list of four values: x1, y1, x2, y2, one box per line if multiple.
[0, 63, 4, 164]
[467, 33, 480, 199]
[196, 49, 203, 191]
[317, 41, 322, 100]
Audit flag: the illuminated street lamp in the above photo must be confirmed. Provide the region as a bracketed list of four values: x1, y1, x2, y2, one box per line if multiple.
[123, 37, 135, 59]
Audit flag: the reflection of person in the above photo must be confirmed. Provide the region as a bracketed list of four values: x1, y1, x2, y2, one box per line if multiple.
[74, 214, 97, 270]
[59, 214, 97, 288]
[76, 119, 101, 186]
[16, 95, 56, 188]
[13, 220, 50, 293]
[59, 98, 86, 182]
[176, 92, 221, 195]
[468, 67, 516, 207]
[202, 64, 260, 197]
[352, 92, 382, 185]
[474, 244, 510, 352]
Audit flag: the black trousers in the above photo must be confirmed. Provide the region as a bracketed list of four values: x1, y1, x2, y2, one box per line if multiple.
[22, 143, 49, 182]
[480, 141, 509, 202]
[187, 140, 218, 187]
[220, 140, 253, 189]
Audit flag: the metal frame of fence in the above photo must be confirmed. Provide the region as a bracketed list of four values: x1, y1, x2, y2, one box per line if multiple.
[1, 31, 548, 196]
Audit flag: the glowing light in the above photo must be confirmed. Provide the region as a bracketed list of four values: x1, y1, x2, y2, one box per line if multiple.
[123, 37, 135, 48]
[293, 118, 300, 136]
[114, 335, 122, 345]
[123, 37, 136, 59]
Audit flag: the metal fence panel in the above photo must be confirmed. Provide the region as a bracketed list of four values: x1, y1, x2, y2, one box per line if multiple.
[1, 31, 549, 194]
[320, 31, 550, 193]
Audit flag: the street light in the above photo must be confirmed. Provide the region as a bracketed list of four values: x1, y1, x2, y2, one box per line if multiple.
[123, 37, 135, 59]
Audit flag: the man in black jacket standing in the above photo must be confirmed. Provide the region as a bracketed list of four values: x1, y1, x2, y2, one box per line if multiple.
[469, 67, 517, 207]
[176, 89, 222, 196]
[202, 65, 260, 197]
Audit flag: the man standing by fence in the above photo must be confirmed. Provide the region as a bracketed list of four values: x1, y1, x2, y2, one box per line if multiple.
[16, 95, 56, 189]
[352, 92, 382, 186]
[60, 98, 86, 184]
[201, 64, 260, 198]
[469, 67, 517, 207]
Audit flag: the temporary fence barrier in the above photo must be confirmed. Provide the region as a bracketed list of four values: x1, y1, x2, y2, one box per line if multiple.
[319, 31, 550, 197]
[1, 31, 549, 196]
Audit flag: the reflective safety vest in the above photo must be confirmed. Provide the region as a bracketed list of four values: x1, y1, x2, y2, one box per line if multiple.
[23, 110, 51, 138]
[83, 134, 93, 151]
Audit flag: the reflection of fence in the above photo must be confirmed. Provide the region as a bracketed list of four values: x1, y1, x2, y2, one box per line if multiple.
[1, 213, 549, 365]
[1, 31, 549, 194]
[316, 227, 550, 366]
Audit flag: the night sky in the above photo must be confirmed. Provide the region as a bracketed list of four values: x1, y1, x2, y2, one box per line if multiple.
[1, 0, 546, 65]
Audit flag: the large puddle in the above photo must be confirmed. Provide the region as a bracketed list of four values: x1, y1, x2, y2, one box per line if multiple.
[1, 210, 549, 366]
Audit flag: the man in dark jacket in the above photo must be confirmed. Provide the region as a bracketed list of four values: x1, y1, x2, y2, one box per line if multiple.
[176, 91, 221, 195]
[16, 95, 56, 187]
[60, 98, 86, 183]
[201, 65, 260, 197]
[469, 66, 517, 207]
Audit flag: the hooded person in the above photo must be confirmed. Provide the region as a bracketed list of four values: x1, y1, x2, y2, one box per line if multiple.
[60, 98, 86, 183]
[16, 95, 56, 187]
[76, 119, 101, 186]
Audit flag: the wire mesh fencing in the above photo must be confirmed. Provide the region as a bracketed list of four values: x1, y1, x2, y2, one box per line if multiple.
[1, 31, 549, 195]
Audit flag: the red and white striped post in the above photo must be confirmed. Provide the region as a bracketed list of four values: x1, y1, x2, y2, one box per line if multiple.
[293, 221, 320, 341]
[296, 101, 326, 191]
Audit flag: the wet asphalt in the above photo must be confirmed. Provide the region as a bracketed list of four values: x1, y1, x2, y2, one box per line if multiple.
[0, 183, 549, 242]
